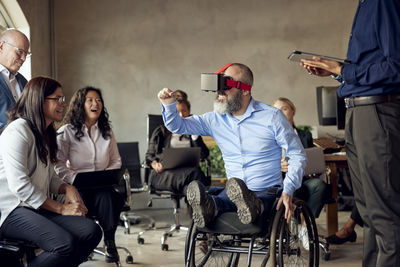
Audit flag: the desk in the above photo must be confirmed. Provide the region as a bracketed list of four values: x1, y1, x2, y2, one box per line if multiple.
[324, 153, 348, 236]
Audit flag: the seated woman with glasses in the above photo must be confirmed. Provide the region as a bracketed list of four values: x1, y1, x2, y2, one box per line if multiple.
[145, 90, 210, 195]
[0, 77, 102, 267]
[55, 87, 124, 263]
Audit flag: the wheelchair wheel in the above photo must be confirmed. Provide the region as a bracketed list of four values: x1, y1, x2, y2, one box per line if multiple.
[185, 221, 240, 267]
[277, 198, 319, 267]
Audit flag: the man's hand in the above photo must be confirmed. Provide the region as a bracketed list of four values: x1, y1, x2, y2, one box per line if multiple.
[281, 158, 289, 173]
[151, 161, 164, 174]
[300, 57, 342, 77]
[277, 192, 295, 223]
[158, 88, 176, 105]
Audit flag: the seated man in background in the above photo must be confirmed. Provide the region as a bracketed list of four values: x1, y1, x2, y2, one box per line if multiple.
[55, 87, 124, 263]
[145, 90, 210, 195]
[158, 63, 306, 228]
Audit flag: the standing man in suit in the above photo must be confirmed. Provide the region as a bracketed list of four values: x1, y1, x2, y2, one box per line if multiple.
[300, 1, 400, 266]
[0, 29, 30, 133]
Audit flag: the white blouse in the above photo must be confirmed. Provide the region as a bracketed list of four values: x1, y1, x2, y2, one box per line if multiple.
[0, 119, 64, 227]
[55, 123, 121, 184]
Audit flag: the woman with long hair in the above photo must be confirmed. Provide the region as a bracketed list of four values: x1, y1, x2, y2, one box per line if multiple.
[0, 77, 102, 267]
[55, 86, 123, 263]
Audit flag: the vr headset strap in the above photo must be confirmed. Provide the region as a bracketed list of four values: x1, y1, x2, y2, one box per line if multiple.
[226, 79, 252, 91]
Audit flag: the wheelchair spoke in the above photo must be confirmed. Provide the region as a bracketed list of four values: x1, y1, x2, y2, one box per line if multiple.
[277, 199, 319, 267]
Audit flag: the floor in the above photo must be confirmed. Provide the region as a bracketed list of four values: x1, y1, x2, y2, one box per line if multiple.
[80, 198, 363, 267]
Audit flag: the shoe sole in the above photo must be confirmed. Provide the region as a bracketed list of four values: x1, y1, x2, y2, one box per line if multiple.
[226, 179, 258, 224]
[187, 182, 207, 228]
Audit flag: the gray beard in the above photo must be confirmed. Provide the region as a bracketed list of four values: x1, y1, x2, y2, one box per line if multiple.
[213, 90, 242, 114]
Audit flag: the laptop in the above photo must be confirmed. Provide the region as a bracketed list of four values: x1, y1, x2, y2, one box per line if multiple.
[73, 168, 124, 190]
[303, 147, 326, 176]
[162, 147, 201, 170]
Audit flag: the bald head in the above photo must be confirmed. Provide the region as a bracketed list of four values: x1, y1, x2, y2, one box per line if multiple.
[0, 29, 30, 73]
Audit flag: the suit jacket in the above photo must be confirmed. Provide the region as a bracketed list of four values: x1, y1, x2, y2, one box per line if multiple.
[0, 73, 28, 131]
[0, 118, 64, 227]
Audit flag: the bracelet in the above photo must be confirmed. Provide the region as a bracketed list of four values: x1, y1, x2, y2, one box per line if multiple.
[331, 74, 343, 83]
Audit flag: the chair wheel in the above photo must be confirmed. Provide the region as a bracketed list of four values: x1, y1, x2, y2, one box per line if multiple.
[138, 237, 144, 244]
[126, 255, 134, 264]
[161, 244, 168, 251]
[148, 222, 155, 228]
[124, 228, 130, 234]
[323, 251, 331, 261]
[168, 233, 173, 237]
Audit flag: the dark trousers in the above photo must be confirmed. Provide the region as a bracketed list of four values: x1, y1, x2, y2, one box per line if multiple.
[295, 177, 327, 218]
[350, 203, 364, 227]
[345, 101, 400, 267]
[79, 187, 124, 240]
[150, 166, 209, 195]
[0, 207, 102, 267]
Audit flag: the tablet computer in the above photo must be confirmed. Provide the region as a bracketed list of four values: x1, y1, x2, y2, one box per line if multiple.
[288, 50, 349, 64]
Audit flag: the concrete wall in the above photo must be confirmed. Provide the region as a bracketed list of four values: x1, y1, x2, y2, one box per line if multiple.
[17, 0, 53, 77]
[18, 0, 358, 157]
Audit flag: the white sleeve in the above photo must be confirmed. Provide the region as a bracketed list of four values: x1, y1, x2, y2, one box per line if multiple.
[55, 127, 77, 184]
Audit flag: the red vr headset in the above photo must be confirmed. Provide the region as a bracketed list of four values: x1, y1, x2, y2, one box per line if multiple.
[201, 63, 252, 92]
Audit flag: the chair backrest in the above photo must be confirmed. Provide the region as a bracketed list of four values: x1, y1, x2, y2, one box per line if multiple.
[304, 147, 326, 176]
[117, 142, 142, 188]
[147, 114, 164, 141]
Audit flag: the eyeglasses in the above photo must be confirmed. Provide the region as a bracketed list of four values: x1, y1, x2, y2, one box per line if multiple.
[3, 41, 31, 58]
[45, 96, 66, 105]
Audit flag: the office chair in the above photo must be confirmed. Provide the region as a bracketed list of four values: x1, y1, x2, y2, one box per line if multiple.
[117, 142, 150, 244]
[0, 234, 37, 267]
[144, 114, 210, 251]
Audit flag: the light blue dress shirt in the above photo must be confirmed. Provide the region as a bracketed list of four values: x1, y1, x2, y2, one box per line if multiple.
[162, 98, 306, 196]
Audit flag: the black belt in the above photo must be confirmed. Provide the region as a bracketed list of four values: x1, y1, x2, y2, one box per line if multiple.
[344, 94, 400, 108]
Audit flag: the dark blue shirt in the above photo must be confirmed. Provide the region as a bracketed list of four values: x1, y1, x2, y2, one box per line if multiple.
[339, 0, 400, 98]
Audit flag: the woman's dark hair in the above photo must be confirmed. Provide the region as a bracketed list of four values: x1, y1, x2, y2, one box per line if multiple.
[8, 76, 61, 165]
[62, 86, 111, 141]
[175, 90, 191, 110]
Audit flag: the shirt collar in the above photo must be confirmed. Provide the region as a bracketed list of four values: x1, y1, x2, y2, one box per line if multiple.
[0, 63, 16, 79]
[228, 97, 258, 123]
[83, 121, 99, 131]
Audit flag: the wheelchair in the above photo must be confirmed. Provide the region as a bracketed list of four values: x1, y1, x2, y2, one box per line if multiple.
[184, 193, 319, 267]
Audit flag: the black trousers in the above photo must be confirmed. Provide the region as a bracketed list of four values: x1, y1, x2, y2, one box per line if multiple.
[345, 100, 400, 267]
[149, 166, 209, 195]
[350, 203, 364, 227]
[0, 207, 102, 267]
[79, 187, 124, 239]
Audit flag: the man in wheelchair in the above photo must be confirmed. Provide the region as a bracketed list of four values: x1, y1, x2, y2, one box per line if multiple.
[157, 63, 306, 229]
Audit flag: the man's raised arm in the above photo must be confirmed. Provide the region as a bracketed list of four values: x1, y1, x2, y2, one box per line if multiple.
[158, 88, 176, 105]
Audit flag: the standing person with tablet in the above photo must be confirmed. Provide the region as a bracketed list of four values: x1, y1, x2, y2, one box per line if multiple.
[0, 77, 102, 267]
[55, 87, 124, 263]
[145, 90, 210, 195]
[300, 1, 400, 266]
